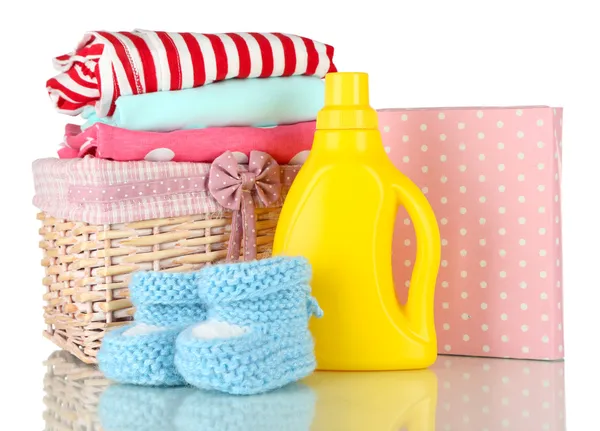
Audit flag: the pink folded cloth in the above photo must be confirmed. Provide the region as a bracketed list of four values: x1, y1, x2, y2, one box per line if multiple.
[59, 122, 315, 164]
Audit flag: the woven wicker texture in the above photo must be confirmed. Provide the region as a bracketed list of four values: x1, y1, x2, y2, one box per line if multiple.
[43, 351, 110, 431]
[39, 207, 280, 364]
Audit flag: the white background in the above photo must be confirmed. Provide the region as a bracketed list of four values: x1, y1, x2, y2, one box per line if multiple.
[0, 0, 598, 429]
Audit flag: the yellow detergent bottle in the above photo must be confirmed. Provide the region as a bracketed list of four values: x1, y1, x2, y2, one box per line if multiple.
[272, 72, 441, 370]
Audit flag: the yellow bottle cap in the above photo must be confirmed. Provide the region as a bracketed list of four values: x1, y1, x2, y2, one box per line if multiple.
[316, 72, 379, 130]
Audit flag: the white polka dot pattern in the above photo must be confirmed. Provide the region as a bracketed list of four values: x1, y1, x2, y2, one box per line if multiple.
[34, 157, 301, 225]
[380, 107, 563, 360]
[144, 147, 175, 161]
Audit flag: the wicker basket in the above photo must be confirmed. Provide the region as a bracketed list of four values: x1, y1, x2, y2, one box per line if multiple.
[38, 206, 281, 364]
[43, 350, 110, 431]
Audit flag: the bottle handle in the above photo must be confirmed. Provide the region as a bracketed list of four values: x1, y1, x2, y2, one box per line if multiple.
[391, 172, 441, 341]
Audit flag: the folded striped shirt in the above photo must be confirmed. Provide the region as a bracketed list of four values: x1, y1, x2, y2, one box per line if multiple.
[47, 30, 337, 118]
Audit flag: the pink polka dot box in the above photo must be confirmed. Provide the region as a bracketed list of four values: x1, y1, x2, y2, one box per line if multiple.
[380, 106, 564, 360]
[32, 153, 301, 364]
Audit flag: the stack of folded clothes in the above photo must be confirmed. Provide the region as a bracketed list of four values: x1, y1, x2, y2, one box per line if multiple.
[47, 30, 337, 164]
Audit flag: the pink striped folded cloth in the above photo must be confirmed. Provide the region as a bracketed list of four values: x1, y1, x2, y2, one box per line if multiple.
[59, 122, 315, 164]
[47, 30, 336, 117]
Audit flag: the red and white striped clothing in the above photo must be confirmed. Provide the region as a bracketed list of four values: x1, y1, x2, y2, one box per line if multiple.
[47, 30, 337, 118]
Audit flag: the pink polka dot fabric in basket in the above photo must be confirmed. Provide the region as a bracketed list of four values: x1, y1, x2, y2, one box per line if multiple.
[379, 107, 563, 360]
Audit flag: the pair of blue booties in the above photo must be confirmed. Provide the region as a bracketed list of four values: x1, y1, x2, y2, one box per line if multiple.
[98, 256, 323, 395]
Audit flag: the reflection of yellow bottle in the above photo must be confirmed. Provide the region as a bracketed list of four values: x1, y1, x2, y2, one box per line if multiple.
[273, 72, 441, 370]
[304, 370, 438, 431]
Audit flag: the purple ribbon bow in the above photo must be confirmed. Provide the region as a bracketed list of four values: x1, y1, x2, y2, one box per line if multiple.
[209, 151, 282, 261]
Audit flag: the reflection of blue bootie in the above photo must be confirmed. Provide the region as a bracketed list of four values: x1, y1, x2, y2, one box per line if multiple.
[175, 256, 323, 395]
[99, 271, 206, 386]
[175, 383, 316, 431]
[99, 384, 194, 431]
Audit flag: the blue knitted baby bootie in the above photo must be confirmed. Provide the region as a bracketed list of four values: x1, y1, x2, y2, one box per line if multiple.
[175, 256, 323, 395]
[98, 271, 206, 386]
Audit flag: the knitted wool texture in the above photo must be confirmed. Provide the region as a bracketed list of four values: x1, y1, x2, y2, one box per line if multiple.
[98, 383, 316, 431]
[175, 256, 322, 395]
[98, 325, 186, 386]
[98, 270, 205, 386]
[135, 303, 206, 327]
[129, 271, 203, 305]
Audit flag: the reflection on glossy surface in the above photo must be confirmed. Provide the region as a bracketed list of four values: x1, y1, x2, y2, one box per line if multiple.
[100, 383, 315, 431]
[43, 351, 107, 431]
[43, 351, 565, 431]
[432, 356, 566, 431]
[304, 369, 437, 430]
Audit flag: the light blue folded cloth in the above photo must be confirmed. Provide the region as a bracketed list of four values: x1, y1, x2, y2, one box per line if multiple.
[98, 383, 316, 431]
[81, 76, 324, 132]
[98, 271, 206, 386]
[175, 256, 323, 395]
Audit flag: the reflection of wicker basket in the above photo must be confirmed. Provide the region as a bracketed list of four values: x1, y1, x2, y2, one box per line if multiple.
[43, 351, 110, 431]
[39, 207, 281, 364]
